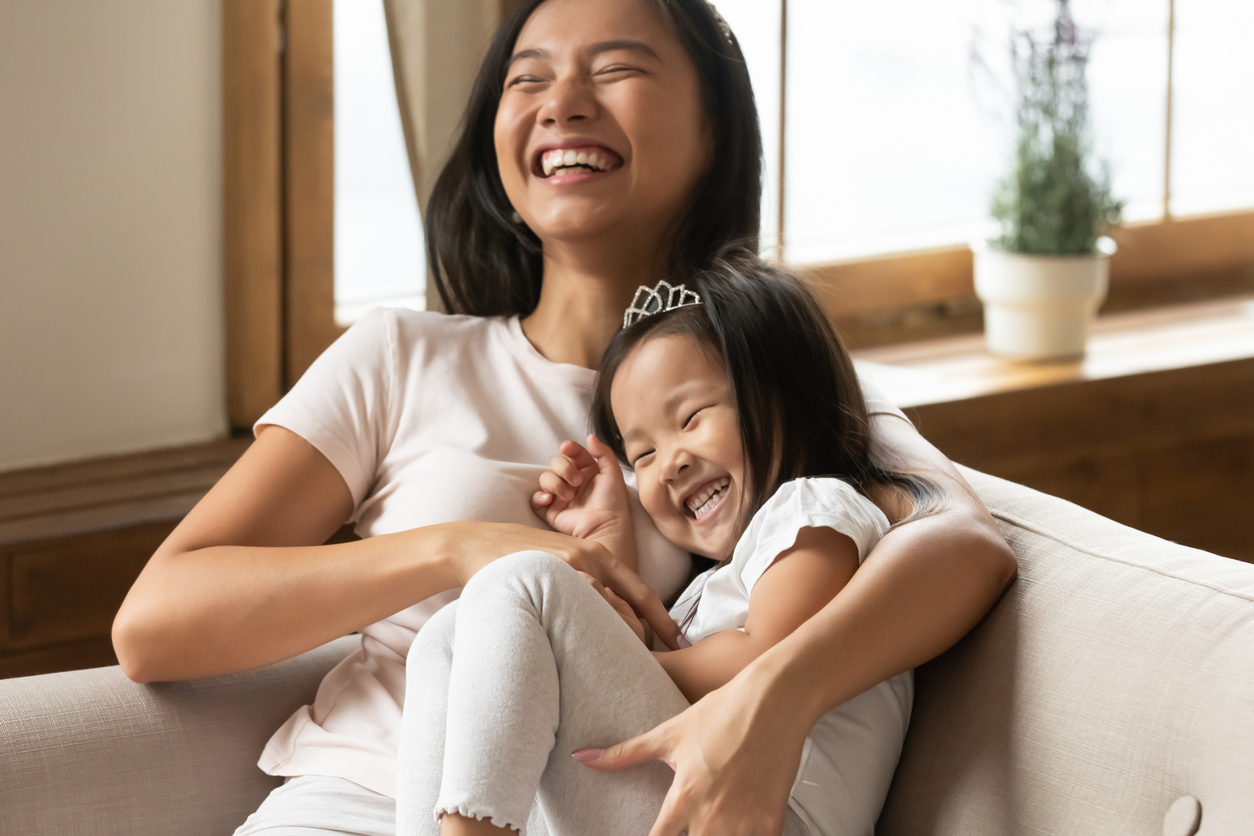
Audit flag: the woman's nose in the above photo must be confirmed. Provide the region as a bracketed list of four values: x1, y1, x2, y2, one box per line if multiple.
[537, 76, 597, 126]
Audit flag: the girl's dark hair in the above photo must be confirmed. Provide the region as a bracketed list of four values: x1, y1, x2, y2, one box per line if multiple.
[424, 0, 762, 316]
[592, 251, 942, 565]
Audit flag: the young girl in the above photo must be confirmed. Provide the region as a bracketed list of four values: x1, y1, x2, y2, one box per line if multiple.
[396, 254, 936, 836]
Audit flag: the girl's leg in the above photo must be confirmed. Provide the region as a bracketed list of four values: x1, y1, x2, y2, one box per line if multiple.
[397, 551, 690, 836]
[396, 601, 549, 836]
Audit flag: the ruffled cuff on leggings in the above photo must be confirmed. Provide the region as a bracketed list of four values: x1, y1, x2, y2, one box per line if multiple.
[435, 802, 525, 835]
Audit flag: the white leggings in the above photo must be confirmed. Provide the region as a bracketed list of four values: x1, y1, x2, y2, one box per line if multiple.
[236, 551, 810, 836]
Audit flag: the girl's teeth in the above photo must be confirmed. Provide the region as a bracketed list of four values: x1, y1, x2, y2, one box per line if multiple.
[687, 477, 730, 518]
[576, 151, 589, 165]
[563, 149, 577, 165]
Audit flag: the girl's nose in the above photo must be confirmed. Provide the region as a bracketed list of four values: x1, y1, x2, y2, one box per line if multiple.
[660, 447, 694, 483]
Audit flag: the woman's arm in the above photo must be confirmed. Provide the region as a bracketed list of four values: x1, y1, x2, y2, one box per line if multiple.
[113, 426, 674, 684]
[576, 414, 1018, 836]
[652, 526, 859, 702]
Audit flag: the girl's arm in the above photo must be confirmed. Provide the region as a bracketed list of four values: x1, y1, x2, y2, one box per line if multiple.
[652, 526, 859, 703]
[113, 426, 676, 684]
[576, 414, 1017, 836]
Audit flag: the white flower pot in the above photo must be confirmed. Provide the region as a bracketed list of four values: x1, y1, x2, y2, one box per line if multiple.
[972, 245, 1112, 361]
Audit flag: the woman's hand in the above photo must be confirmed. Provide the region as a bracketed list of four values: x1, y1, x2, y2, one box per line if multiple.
[443, 519, 683, 651]
[574, 655, 808, 836]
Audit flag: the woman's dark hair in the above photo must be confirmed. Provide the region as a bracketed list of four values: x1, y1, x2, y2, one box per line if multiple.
[424, 0, 762, 316]
[592, 251, 942, 565]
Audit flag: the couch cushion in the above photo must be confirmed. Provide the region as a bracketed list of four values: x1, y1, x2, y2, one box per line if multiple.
[0, 635, 360, 836]
[878, 467, 1254, 835]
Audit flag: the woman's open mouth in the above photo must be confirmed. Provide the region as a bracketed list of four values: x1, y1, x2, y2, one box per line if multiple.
[684, 476, 731, 521]
[533, 145, 623, 179]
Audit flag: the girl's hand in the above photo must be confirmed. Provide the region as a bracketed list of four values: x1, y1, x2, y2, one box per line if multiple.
[441, 520, 684, 651]
[532, 435, 632, 542]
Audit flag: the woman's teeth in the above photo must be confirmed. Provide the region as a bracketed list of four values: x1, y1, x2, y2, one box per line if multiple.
[687, 477, 730, 519]
[541, 148, 613, 177]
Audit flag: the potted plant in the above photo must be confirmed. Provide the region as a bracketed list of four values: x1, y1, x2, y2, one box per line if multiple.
[974, 0, 1123, 361]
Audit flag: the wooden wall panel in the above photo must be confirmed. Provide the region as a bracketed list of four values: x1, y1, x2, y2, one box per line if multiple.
[224, 0, 285, 427]
[0, 638, 118, 680]
[7, 522, 172, 649]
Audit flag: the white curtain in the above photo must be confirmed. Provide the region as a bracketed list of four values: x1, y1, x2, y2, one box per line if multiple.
[381, 0, 502, 210]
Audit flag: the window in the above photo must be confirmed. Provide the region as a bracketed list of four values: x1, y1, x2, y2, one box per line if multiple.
[718, 0, 1254, 264]
[332, 0, 426, 326]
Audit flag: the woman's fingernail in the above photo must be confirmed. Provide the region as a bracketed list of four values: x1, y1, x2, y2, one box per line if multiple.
[677, 635, 692, 649]
[571, 748, 603, 762]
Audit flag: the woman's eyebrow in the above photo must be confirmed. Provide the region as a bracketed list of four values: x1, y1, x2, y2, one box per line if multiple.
[587, 40, 660, 60]
[508, 40, 660, 68]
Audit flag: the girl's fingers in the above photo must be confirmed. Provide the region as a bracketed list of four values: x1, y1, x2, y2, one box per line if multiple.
[587, 435, 625, 477]
[604, 568, 682, 649]
[532, 490, 552, 507]
[548, 454, 584, 489]
[539, 470, 574, 501]
[560, 439, 597, 469]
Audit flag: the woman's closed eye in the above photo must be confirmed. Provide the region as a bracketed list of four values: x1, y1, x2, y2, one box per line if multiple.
[594, 64, 644, 79]
[506, 74, 548, 89]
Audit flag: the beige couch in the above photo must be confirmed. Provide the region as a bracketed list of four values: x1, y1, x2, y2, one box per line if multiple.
[2, 468, 1251, 835]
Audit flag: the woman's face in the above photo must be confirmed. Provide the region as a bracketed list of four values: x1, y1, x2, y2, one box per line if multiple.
[611, 333, 747, 561]
[495, 0, 711, 250]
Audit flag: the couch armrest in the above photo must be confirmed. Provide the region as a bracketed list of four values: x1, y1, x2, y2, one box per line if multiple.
[0, 635, 360, 836]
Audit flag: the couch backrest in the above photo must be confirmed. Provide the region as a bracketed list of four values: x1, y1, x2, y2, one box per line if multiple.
[878, 467, 1254, 836]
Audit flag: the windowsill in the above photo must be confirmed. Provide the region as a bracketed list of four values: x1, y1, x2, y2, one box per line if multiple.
[854, 295, 1254, 409]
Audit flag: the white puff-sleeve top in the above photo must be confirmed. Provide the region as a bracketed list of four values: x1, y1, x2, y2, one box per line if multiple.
[668, 477, 914, 836]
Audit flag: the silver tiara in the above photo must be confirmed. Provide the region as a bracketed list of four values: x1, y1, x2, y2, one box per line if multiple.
[623, 280, 702, 329]
[707, 2, 734, 45]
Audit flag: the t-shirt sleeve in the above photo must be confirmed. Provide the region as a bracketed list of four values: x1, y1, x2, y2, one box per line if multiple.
[858, 374, 910, 422]
[736, 479, 891, 596]
[254, 307, 397, 516]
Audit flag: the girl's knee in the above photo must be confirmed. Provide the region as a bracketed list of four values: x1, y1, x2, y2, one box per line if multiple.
[407, 600, 458, 667]
[464, 550, 573, 593]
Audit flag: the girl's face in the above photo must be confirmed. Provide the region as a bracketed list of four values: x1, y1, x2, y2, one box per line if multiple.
[495, 0, 710, 249]
[610, 333, 747, 560]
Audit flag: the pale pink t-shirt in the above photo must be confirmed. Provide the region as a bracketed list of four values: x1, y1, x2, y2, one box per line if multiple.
[252, 307, 908, 799]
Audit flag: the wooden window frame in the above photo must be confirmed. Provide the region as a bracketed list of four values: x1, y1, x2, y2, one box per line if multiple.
[224, 0, 1254, 426]
[224, 0, 342, 429]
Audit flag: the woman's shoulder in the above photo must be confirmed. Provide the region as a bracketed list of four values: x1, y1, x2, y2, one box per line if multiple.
[383, 307, 509, 347]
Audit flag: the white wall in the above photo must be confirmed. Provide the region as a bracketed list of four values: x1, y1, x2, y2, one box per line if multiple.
[0, 0, 227, 472]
